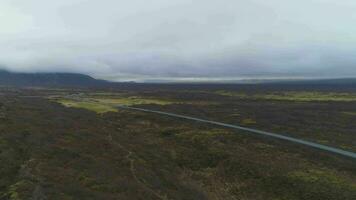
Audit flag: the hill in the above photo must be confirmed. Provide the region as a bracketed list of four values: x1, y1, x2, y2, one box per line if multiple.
[0, 70, 109, 87]
[1, 70, 356, 91]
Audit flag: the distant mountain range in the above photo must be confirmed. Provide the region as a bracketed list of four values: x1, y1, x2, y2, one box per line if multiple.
[0, 70, 109, 87]
[0, 70, 355, 88]
[266, 78, 356, 85]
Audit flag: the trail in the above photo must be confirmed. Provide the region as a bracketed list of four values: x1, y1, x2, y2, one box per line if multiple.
[106, 133, 168, 200]
[117, 105, 356, 159]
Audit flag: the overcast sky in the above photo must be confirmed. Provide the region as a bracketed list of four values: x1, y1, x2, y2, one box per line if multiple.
[1, 0, 356, 81]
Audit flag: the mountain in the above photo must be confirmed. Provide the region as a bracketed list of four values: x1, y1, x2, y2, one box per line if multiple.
[266, 78, 356, 85]
[0, 70, 109, 87]
[1, 69, 356, 89]
[258, 78, 356, 91]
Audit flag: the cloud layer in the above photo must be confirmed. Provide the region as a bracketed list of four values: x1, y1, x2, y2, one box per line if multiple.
[1, 0, 356, 81]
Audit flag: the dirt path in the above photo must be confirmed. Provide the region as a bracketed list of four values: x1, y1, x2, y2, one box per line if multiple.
[107, 133, 169, 200]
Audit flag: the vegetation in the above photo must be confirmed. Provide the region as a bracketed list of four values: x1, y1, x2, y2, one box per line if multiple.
[57, 99, 117, 113]
[343, 111, 356, 116]
[52, 93, 217, 113]
[216, 90, 356, 102]
[53, 95, 175, 113]
[0, 86, 355, 199]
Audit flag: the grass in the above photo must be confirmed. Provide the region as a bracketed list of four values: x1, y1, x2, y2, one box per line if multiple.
[6, 180, 35, 200]
[95, 96, 174, 106]
[288, 168, 356, 191]
[241, 118, 257, 125]
[342, 111, 356, 116]
[58, 100, 117, 113]
[53, 92, 219, 113]
[216, 91, 356, 102]
[54, 96, 175, 113]
[1, 88, 356, 199]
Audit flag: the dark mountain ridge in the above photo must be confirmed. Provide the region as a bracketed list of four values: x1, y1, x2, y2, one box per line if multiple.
[0, 70, 109, 87]
[0, 70, 355, 90]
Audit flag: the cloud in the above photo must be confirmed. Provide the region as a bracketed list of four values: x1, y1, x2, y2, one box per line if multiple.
[0, 0, 356, 81]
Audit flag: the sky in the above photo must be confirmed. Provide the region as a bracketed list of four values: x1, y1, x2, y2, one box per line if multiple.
[0, 0, 356, 82]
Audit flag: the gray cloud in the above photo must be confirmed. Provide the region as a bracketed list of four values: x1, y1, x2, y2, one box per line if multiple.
[0, 0, 356, 81]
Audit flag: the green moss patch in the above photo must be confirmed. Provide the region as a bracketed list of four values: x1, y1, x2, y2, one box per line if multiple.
[216, 91, 356, 102]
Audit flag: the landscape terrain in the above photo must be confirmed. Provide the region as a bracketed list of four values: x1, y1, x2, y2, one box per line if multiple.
[2, 0, 356, 199]
[0, 75, 355, 199]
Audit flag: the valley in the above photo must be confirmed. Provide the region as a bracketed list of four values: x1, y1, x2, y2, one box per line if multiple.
[0, 85, 355, 199]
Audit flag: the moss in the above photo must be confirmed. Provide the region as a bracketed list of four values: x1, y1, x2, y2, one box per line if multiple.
[96, 96, 174, 106]
[216, 91, 356, 102]
[6, 180, 35, 200]
[288, 169, 356, 189]
[342, 112, 356, 116]
[54, 95, 176, 113]
[241, 118, 257, 125]
[215, 90, 247, 98]
[253, 143, 274, 149]
[58, 100, 116, 113]
[77, 173, 98, 188]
